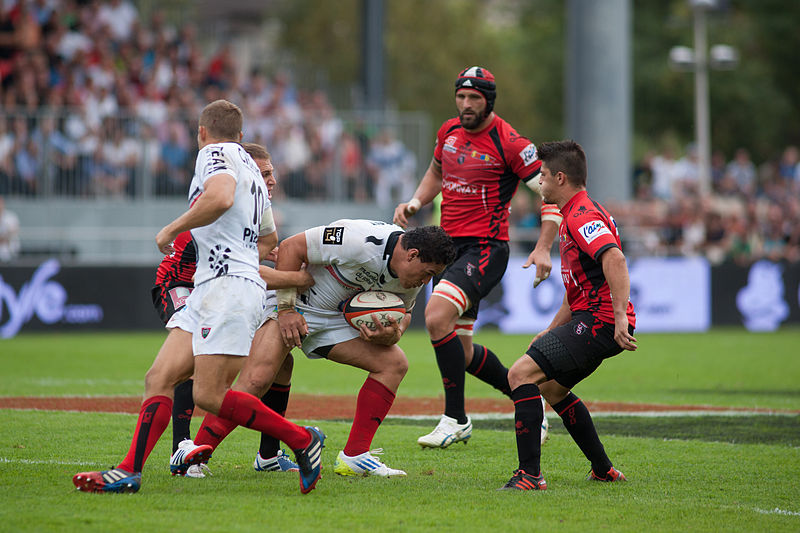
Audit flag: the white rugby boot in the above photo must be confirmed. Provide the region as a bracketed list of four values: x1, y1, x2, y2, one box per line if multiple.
[417, 414, 472, 448]
[333, 449, 407, 477]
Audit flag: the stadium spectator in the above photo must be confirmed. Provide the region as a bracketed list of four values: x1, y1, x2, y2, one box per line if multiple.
[366, 128, 416, 209]
[724, 147, 757, 197]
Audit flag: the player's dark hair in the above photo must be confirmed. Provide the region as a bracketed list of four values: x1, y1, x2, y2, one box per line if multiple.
[199, 99, 243, 141]
[402, 226, 456, 266]
[537, 140, 587, 187]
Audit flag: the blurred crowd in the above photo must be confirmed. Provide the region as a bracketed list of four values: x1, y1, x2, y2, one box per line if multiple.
[512, 143, 800, 265]
[2, 1, 798, 265]
[0, 0, 416, 203]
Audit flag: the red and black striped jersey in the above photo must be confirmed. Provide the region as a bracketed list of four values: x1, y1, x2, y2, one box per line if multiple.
[559, 191, 636, 327]
[433, 114, 543, 241]
[154, 230, 197, 286]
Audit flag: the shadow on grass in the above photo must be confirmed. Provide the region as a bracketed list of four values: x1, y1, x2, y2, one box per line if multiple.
[383, 415, 800, 446]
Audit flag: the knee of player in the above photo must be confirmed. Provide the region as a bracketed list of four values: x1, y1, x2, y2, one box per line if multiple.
[424, 309, 453, 338]
[507, 357, 538, 390]
[190, 381, 224, 413]
[383, 348, 409, 378]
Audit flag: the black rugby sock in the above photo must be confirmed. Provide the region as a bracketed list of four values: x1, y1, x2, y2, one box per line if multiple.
[552, 392, 612, 474]
[258, 383, 291, 458]
[432, 332, 468, 424]
[512, 384, 544, 475]
[171, 379, 194, 453]
[467, 344, 512, 397]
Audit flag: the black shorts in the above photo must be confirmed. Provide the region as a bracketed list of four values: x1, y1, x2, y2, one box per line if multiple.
[435, 237, 509, 320]
[525, 312, 634, 389]
[151, 282, 194, 325]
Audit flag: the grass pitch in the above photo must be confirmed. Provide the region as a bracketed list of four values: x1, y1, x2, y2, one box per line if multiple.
[1, 328, 799, 532]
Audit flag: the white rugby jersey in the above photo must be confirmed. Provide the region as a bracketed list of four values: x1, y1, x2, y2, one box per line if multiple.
[189, 142, 270, 288]
[300, 219, 420, 314]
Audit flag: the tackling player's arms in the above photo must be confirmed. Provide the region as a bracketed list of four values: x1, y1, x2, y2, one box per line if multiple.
[259, 265, 314, 291]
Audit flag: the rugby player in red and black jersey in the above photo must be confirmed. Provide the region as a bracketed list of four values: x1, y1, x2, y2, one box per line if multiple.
[151, 143, 304, 475]
[393, 66, 561, 448]
[499, 140, 636, 491]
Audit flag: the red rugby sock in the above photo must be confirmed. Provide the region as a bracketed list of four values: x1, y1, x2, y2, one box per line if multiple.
[218, 390, 310, 451]
[117, 395, 172, 473]
[343, 377, 395, 456]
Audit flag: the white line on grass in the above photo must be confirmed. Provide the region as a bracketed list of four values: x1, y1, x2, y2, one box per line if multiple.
[754, 507, 800, 517]
[0, 457, 97, 466]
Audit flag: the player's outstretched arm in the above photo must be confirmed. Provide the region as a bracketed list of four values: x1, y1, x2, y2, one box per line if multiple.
[259, 265, 314, 291]
[522, 218, 559, 287]
[156, 173, 235, 254]
[600, 247, 637, 351]
[393, 158, 443, 228]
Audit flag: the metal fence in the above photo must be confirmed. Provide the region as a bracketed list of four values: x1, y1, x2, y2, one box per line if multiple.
[0, 108, 431, 205]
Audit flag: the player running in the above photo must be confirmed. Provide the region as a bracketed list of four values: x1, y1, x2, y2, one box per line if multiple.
[393, 66, 560, 448]
[151, 143, 310, 477]
[499, 140, 636, 491]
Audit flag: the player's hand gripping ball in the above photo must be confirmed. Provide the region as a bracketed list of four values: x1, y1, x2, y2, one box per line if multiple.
[342, 291, 406, 331]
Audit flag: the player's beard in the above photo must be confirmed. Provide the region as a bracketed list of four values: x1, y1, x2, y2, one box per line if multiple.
[458, 110, 484, 130]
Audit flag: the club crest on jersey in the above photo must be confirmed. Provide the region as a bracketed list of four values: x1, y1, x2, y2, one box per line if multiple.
[323, 226, 344, 245]
[519, 143, 538, 166]
[201, 327, 211, 338]
[578, 220, 611, 244]
[443, 135, 458, 153]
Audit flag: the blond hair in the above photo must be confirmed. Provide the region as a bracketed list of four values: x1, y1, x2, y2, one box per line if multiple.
[199, 99, 243, 141]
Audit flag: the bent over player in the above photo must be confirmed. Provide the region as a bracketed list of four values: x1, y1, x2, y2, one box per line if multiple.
[394, 66, 560, 448]
[499, 140, 636, 491]
[72, 100, 324, 495]
[189, 220, 456, 477]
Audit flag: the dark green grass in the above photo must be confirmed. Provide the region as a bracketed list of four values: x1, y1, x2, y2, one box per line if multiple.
[1, 328, 799, 531]
[2, 328, 800, 410]
[1, 410, 799, 533]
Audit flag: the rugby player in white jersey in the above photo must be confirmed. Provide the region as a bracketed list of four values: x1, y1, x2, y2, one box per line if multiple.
[191, 219, 456, 478]
[72, 100, 325, 495]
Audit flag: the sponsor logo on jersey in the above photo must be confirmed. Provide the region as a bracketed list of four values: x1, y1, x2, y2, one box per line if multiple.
[442, 177, 479, 195]
[354, 267, 379, 286]
[470, 150, 493, 162]
[578, 220, 611, 244]
[443, 135, 458, 153]
[574, 321, 587, 335]
[465, 262, 475, 276]
[323, 226, 344, 245]
[519, 143, 538, 166]
[168, 286, 192, 310]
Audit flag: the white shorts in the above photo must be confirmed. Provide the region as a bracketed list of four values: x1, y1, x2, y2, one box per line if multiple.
[273, 304, 359, 359]
[167, 276, 267, 356]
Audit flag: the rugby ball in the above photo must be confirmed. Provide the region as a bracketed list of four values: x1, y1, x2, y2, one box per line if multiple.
[343, 291, 406, 331]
